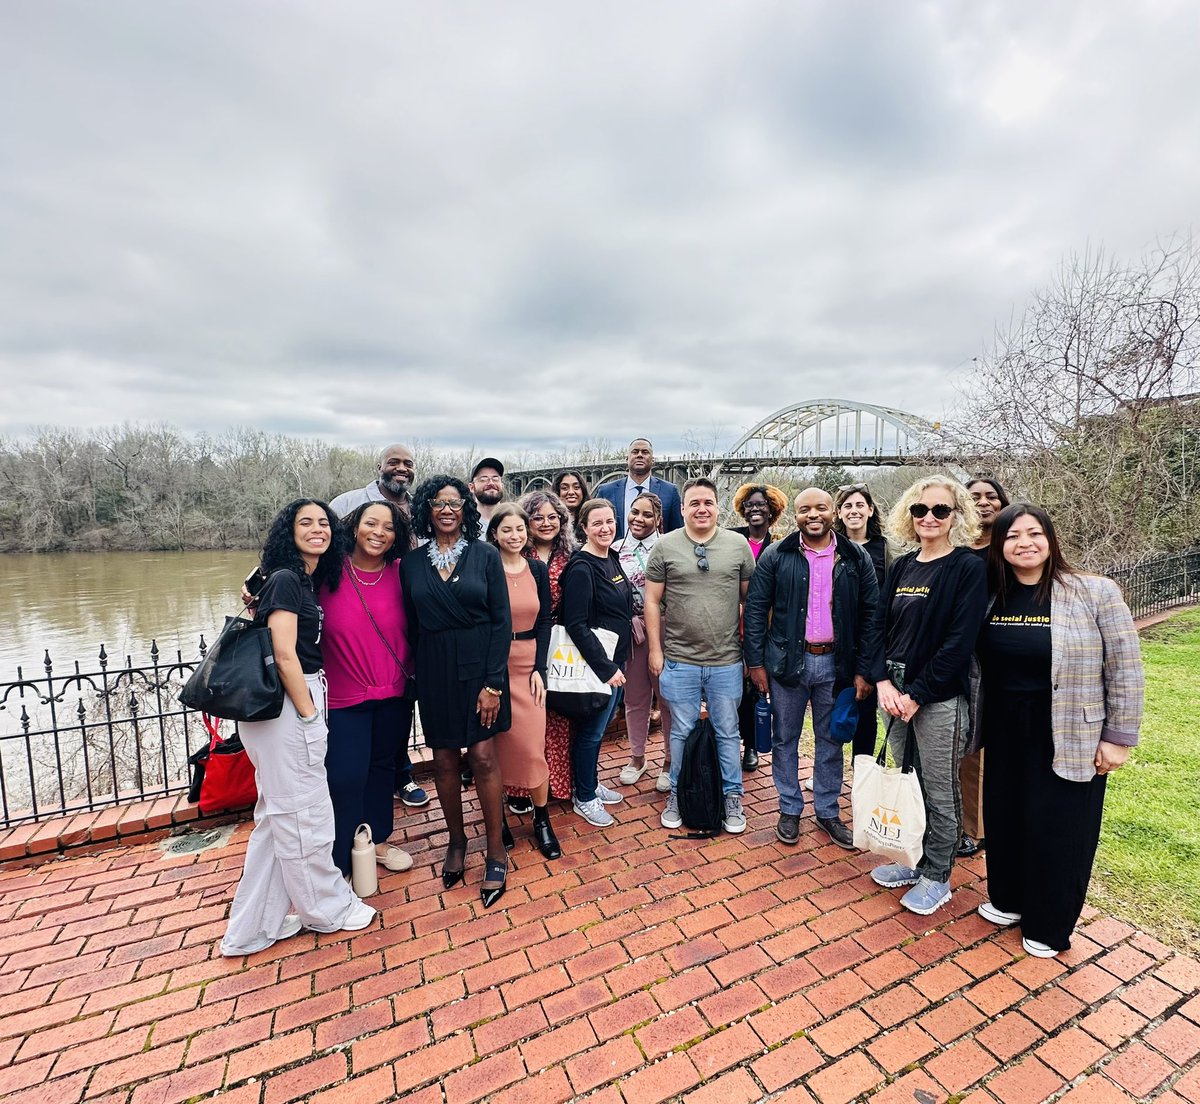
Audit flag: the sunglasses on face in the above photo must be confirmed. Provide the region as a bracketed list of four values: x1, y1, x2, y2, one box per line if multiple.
[909, 503, 955, 520]
[694, 544, 710, 572]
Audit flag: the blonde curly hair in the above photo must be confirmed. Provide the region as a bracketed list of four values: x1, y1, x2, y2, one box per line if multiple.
[885, 476, 981, 549]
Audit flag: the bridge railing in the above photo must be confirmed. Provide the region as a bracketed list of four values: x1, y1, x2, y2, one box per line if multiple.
[3, 547, 1195, 830]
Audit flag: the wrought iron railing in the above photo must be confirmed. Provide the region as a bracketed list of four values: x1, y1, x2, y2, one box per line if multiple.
[0, 640, 424, 830]
[1107, 548, 1200, 621]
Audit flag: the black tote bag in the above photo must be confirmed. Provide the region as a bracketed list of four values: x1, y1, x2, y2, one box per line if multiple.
[179, 615, 284, 722]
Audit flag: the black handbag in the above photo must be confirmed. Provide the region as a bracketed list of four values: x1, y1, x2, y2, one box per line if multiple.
[179, 614, 284, 722]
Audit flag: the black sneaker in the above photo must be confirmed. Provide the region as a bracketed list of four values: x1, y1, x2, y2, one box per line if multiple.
[816, 816, 855, 850]
[506, 795, 533, 815]
[956, 834, 983, 857]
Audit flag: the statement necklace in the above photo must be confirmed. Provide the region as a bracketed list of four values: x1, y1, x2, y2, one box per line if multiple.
[428, 537, 468, 572]
[348, 559, 385, 587]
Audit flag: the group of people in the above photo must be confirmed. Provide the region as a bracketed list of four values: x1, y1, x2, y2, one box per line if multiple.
[220, 437, 1143, 965]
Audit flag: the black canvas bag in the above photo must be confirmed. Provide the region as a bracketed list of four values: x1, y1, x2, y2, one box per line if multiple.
[179, 615, 283, 722]
[674, 715, 724, 838]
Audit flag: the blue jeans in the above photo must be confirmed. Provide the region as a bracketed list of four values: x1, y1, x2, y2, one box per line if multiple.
[659, 660, 743, 795]
[325, 696, 404, 874]
[573, 686, 624, 802]
[769, 651, 842, 819]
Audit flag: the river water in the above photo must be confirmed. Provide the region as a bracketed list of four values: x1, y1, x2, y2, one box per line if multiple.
[0, 550, 256, 680]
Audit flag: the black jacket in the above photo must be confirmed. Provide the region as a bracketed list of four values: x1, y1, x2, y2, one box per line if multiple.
[742, 531, 880, 688]
[560, 549, 633, 681]
[869, 546, 988, 705]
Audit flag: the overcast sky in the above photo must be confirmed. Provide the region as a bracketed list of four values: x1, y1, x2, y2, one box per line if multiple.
[2, 1, 1197, 457]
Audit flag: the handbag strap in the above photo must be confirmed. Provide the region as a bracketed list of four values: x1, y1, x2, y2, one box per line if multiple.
[876, 715, 917, 773]
[347, 565, 412, 679]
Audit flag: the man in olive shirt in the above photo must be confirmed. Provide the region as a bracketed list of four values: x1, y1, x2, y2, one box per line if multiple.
[645, 478, 756, 833]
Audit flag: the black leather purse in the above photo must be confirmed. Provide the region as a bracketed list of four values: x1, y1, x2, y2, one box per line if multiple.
[179, 614, 284, 722]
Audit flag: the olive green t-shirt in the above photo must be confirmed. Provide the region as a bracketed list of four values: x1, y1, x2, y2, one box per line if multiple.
[645, 528, 756, 665]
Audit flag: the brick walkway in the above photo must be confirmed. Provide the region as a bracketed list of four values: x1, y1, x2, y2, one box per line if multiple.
[1, 738, 1198, 1104]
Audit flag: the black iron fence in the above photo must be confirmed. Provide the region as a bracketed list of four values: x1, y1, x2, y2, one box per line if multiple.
[1106, 547, 1200, 621]
[3, 547, 1197, 830]
[0, 638, 424, 831]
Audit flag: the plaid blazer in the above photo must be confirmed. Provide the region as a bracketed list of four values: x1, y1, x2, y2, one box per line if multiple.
[973, 571, 1143, 781]
[1047, 573, 1143, 781]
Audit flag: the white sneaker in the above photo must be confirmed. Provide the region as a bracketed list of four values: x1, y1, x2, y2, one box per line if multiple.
[978, 901, 1022, 927]
[660, 793, 682, 829]
[618, 761, 648, 785]
[722, 794, 747, 834]
[341, 899, 377, 932]
[275, 914, 303, 940]
[595, 783, 624, 805]
[655, 771, 671, 794]
[1022, 937, 1059, 959]
[573, 797, 615, 827]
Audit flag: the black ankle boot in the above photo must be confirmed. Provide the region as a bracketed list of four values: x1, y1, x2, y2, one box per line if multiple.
[532, 804, 561, 860]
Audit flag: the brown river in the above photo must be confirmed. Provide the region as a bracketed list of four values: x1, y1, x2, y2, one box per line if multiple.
[0, 550, 257, 681]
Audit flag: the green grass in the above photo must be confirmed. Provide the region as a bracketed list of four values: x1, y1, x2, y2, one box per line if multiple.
[1089, 606, 1200, 955]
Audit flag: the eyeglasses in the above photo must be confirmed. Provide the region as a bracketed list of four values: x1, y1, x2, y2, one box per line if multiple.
[530, 513, 559, 524]
[694, 544, 710, 572]
[433, 499, 466, 512]
[909, 503, 955, 520]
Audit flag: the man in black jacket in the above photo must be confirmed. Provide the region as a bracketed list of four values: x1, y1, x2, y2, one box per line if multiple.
[743, 488, 880, 847]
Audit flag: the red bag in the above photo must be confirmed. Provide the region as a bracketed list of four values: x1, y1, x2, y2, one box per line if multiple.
[188, 715, 258, 815]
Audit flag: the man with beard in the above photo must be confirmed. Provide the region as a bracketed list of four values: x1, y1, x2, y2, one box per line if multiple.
[328, 443, 429, 809]
[469, 458, 506, 535]
[645, 478, 756, 833]
[596, 438, 684, 539]
[742, 488, 879, 848]
[330, 444, 417, 520]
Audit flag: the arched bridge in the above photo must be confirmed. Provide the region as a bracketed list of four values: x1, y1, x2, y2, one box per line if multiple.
[507, 398, 954, 493]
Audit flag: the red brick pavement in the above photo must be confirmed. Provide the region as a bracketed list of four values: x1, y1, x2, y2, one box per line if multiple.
[1, 739, 1198, 1104]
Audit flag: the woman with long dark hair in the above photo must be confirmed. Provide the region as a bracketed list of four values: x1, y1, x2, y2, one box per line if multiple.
[834, 482, 888, 760]
[221, 500, 374, 956]
[486, 503, 559, 858]
[869, 477, 988, 916]
[975, 504, 1142, 957]
[551, 469, 590, 533]
[321, 501, 415, 878]
[560, 498, 633, 827]
[402, 476, 512, 909]
[520, 489, 577, 800]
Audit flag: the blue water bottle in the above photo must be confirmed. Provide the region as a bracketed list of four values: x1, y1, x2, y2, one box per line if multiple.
[754, 695, 772, 754]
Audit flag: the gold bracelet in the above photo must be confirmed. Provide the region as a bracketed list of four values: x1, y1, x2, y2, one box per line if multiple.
[483, 686, 503, 697]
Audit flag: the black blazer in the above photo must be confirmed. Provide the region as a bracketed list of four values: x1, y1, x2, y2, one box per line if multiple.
[526, 557, 554, 681]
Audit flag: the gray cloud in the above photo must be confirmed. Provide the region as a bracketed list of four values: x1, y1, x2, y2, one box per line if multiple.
[3, 0, 1199, 456]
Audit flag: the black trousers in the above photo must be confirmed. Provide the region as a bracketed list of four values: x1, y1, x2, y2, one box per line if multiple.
[982, 690, 1107, 951]
[737, 678, 760, 752]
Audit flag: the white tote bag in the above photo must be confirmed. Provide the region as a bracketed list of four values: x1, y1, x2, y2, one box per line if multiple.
[851, 722, 926, 869]
[545, 625, 618, 717]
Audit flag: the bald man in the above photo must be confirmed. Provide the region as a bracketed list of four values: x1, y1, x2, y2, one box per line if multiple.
[329, 443, 416, 520]
[742, 488, 880, 849]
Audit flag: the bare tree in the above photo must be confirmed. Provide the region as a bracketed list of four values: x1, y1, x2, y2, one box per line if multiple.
[951, 236, 1200, 564]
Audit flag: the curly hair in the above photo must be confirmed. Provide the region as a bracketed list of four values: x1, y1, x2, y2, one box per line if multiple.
[833, 482, 884, 541]
[259, 499, 343, 592]
[885, 476, 981, 549]
[340, 500, 412, 562]
[410, 475, 481, 542]
[731, 483, 788, 525]
[518, 489, 576, 561]
[486, 501, 531, 548]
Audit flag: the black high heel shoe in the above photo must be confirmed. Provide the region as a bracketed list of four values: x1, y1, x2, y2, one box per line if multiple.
[441, 842, 467, 889]
[501, 818, 515, 852]
[480, 857, 508, 909]
[532, 806, 561, 860]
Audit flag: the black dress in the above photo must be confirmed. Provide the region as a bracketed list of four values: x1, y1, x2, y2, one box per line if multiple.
[401, 541, 512, 749]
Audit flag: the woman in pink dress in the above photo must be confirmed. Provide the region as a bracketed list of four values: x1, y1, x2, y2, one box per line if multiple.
[487, 503, 560, 858]
[520, 489, 577, 801]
